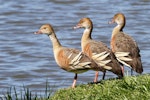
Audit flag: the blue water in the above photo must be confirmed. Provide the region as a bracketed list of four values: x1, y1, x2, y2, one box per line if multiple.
[0, 0, 150, 96]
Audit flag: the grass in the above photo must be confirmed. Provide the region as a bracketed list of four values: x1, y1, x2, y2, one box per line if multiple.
[2, 74, 150, 100]
[2, 81, 53, 100]
[50, 74, 150, 100]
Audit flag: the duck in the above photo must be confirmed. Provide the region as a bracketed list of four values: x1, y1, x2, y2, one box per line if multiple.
[74, 18, 123, 82]
[109, 13, 143, 75]
[34, 24, 104, 88]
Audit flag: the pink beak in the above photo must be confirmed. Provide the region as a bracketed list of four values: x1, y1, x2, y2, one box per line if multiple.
[34, 30, 42, 34]
[73, 24, 82, 29]
[108, 18, 115, 24]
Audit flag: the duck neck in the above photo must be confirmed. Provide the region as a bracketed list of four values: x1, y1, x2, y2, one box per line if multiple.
[112, 24, 124, 38]
[48, 33, 62, 51]
[81, 26, 93, 50]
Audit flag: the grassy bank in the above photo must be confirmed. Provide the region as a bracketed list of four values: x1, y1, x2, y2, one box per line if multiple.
[3, 74, 150, 100]
[50, 74, 150, 100]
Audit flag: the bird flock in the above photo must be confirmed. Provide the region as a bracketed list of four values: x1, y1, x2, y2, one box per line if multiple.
[34, 13, 143, 88]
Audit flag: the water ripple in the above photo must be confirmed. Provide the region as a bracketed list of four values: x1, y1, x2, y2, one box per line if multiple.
[0, 0, 150, 95]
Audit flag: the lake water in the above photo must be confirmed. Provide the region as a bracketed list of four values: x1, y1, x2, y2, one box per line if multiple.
[0, 0, 150, 96]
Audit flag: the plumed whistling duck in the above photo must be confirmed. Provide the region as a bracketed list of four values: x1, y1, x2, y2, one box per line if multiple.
[109, 13, 143, 75]
[74, 18, 123, 82]
[34, 24, 104, 88]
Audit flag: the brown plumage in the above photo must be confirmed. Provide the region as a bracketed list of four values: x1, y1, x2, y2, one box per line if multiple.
[34, 24, 104, 88]
[74, 18, 123, 82]
[109, 13, 143, 74]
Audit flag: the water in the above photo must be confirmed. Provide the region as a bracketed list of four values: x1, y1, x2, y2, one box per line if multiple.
[0, 0, 150, 96]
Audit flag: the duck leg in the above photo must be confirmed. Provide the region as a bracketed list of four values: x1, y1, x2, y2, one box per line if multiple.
[102, 71, 106, 80]
[72, 73, 77, 88]
[94, 71, 99, 82]
[131, 69, 133, 76]
[121, 65, 124, 76]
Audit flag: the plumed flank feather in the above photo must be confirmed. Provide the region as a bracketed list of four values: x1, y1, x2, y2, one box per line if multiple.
[69, 52, 92, 69]
[96, 60, 112, 70]
[115, 52, 132, 61]
[92, 51, 107, 59]
[115, 52, 130, 57]
[70, 62, 91, 70]
[68, 53, 73, 59]
[73, 60, 80, 66]
[92, 51, 111, 68]
[100, 60, 111, 65]
[119, 56, 132, 61]
[103, 66, 112, 70]
[97, 62, 105, 66]
[78, 62, 91, 68]
[69, 52, 82, 65]
[116, 58, 132, 68]
[95, 52, 110, 61]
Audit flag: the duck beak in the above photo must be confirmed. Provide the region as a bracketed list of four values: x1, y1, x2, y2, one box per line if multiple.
[73, 24, 82, 29]
[108, 18, 115, 24]
[34, 30, 43, 34]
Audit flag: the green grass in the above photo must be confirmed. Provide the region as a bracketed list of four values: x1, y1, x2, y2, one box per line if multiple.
[3, 81, 52, 100]
[50, 74, 150, 100]
[3, 74, 150, 100]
